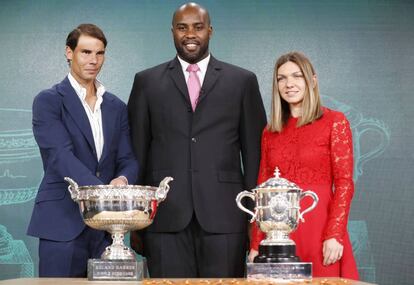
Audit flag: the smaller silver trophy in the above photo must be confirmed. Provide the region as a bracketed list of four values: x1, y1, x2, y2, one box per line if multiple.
[65, 176, 173, 281]
[236, 168, 318, 281]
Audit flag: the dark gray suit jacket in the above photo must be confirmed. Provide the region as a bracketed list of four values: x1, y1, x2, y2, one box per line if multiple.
[127, 56, 266, 234]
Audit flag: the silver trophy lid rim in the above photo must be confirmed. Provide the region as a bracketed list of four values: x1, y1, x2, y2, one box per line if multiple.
[252, 186, 301, 193]
[254, 167, 302, 191]
[75, 184, 158, 191]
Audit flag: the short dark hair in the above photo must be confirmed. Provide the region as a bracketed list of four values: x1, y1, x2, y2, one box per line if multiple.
[66, 23, 107, 50]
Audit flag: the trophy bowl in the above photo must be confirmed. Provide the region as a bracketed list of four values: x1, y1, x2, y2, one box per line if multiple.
[64, 176, 173, 261]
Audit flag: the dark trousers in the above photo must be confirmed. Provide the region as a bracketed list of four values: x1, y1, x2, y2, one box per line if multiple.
[143, 214, 247, 278]
[39, 226, 111, 277]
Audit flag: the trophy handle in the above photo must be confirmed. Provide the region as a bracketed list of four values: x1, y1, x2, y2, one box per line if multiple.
[64, 177, 79, 200]
[235, 191, 256, 223]
[155, 176, 174, 202]
[298, 190, 319, 222]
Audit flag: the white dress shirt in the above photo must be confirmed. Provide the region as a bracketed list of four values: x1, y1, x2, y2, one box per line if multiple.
[68, 73, 105, 161]
[177, 54, 211, 87]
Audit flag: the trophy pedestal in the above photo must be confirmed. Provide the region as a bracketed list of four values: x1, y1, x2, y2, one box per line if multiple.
[254, 245, 300, 263]
[246, 262, 312, 281]
[87, 259, 145, 281]
[249, 245, 311, 280]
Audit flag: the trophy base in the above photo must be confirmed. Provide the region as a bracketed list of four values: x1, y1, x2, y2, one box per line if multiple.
[246, 262, 312, 281]
[87, 259, 144, 281]
[254, 244, 300, 263]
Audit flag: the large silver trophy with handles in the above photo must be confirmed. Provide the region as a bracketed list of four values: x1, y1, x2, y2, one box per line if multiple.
[65, 176, 173, 281]
[236, 168, 318, 280]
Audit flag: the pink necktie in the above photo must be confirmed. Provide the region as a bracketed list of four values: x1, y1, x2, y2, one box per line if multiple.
[186, 64, 201, 111]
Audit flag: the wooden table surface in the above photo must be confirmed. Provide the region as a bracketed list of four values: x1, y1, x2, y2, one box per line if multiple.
[0, 278, 377, 285]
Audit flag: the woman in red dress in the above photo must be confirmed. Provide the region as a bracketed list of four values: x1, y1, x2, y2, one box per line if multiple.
[248, 52, 359, 279]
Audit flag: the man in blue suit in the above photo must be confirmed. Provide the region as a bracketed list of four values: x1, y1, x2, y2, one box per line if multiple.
[27, 24, 138, 277]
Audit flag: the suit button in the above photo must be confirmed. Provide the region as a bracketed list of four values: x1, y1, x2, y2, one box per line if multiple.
[191, 137, 197, 143]
[96, 171, 100, 177]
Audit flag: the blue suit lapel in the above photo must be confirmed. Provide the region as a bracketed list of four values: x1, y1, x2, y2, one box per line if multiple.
[99, 93, 115, 164]
[57, 77, 97, 157]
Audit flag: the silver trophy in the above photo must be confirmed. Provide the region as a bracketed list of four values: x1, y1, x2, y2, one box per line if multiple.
[65, 176, 173, 281]
[236, 168, 318, 280]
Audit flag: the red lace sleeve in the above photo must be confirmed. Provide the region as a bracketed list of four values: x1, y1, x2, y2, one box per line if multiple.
[323, 112, 355, 244]
[250, 128, 271, 251]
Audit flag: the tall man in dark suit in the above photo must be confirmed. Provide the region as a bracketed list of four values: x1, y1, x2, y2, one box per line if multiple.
[27, 24, 138, 277]
[128, 2, 266, 278]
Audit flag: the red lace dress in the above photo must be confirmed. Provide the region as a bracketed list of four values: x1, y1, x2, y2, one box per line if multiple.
[250, 107, 359, 279]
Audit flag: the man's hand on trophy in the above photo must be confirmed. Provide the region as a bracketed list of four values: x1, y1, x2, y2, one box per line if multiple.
[130, 230, 144, 255]
[322, 238, 344, 266]
[110, 176, 128, 186]
[247, 249, 258, 263]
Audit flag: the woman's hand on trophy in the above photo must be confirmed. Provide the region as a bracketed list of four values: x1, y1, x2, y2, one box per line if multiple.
[322, 238, 344, 266]
[247, 249, 259, 263]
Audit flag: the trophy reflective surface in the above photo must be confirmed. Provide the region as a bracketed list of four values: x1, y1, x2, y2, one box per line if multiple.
[65, 176, 173, 281]
[236, 168, 318, 281]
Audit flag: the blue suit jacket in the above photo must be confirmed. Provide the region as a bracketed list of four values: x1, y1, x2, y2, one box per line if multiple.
[27, 77, 138, 241]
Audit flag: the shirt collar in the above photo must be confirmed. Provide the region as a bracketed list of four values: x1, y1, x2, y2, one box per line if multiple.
[67, 72, 106, 101]
[177, 53, 210, 75]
